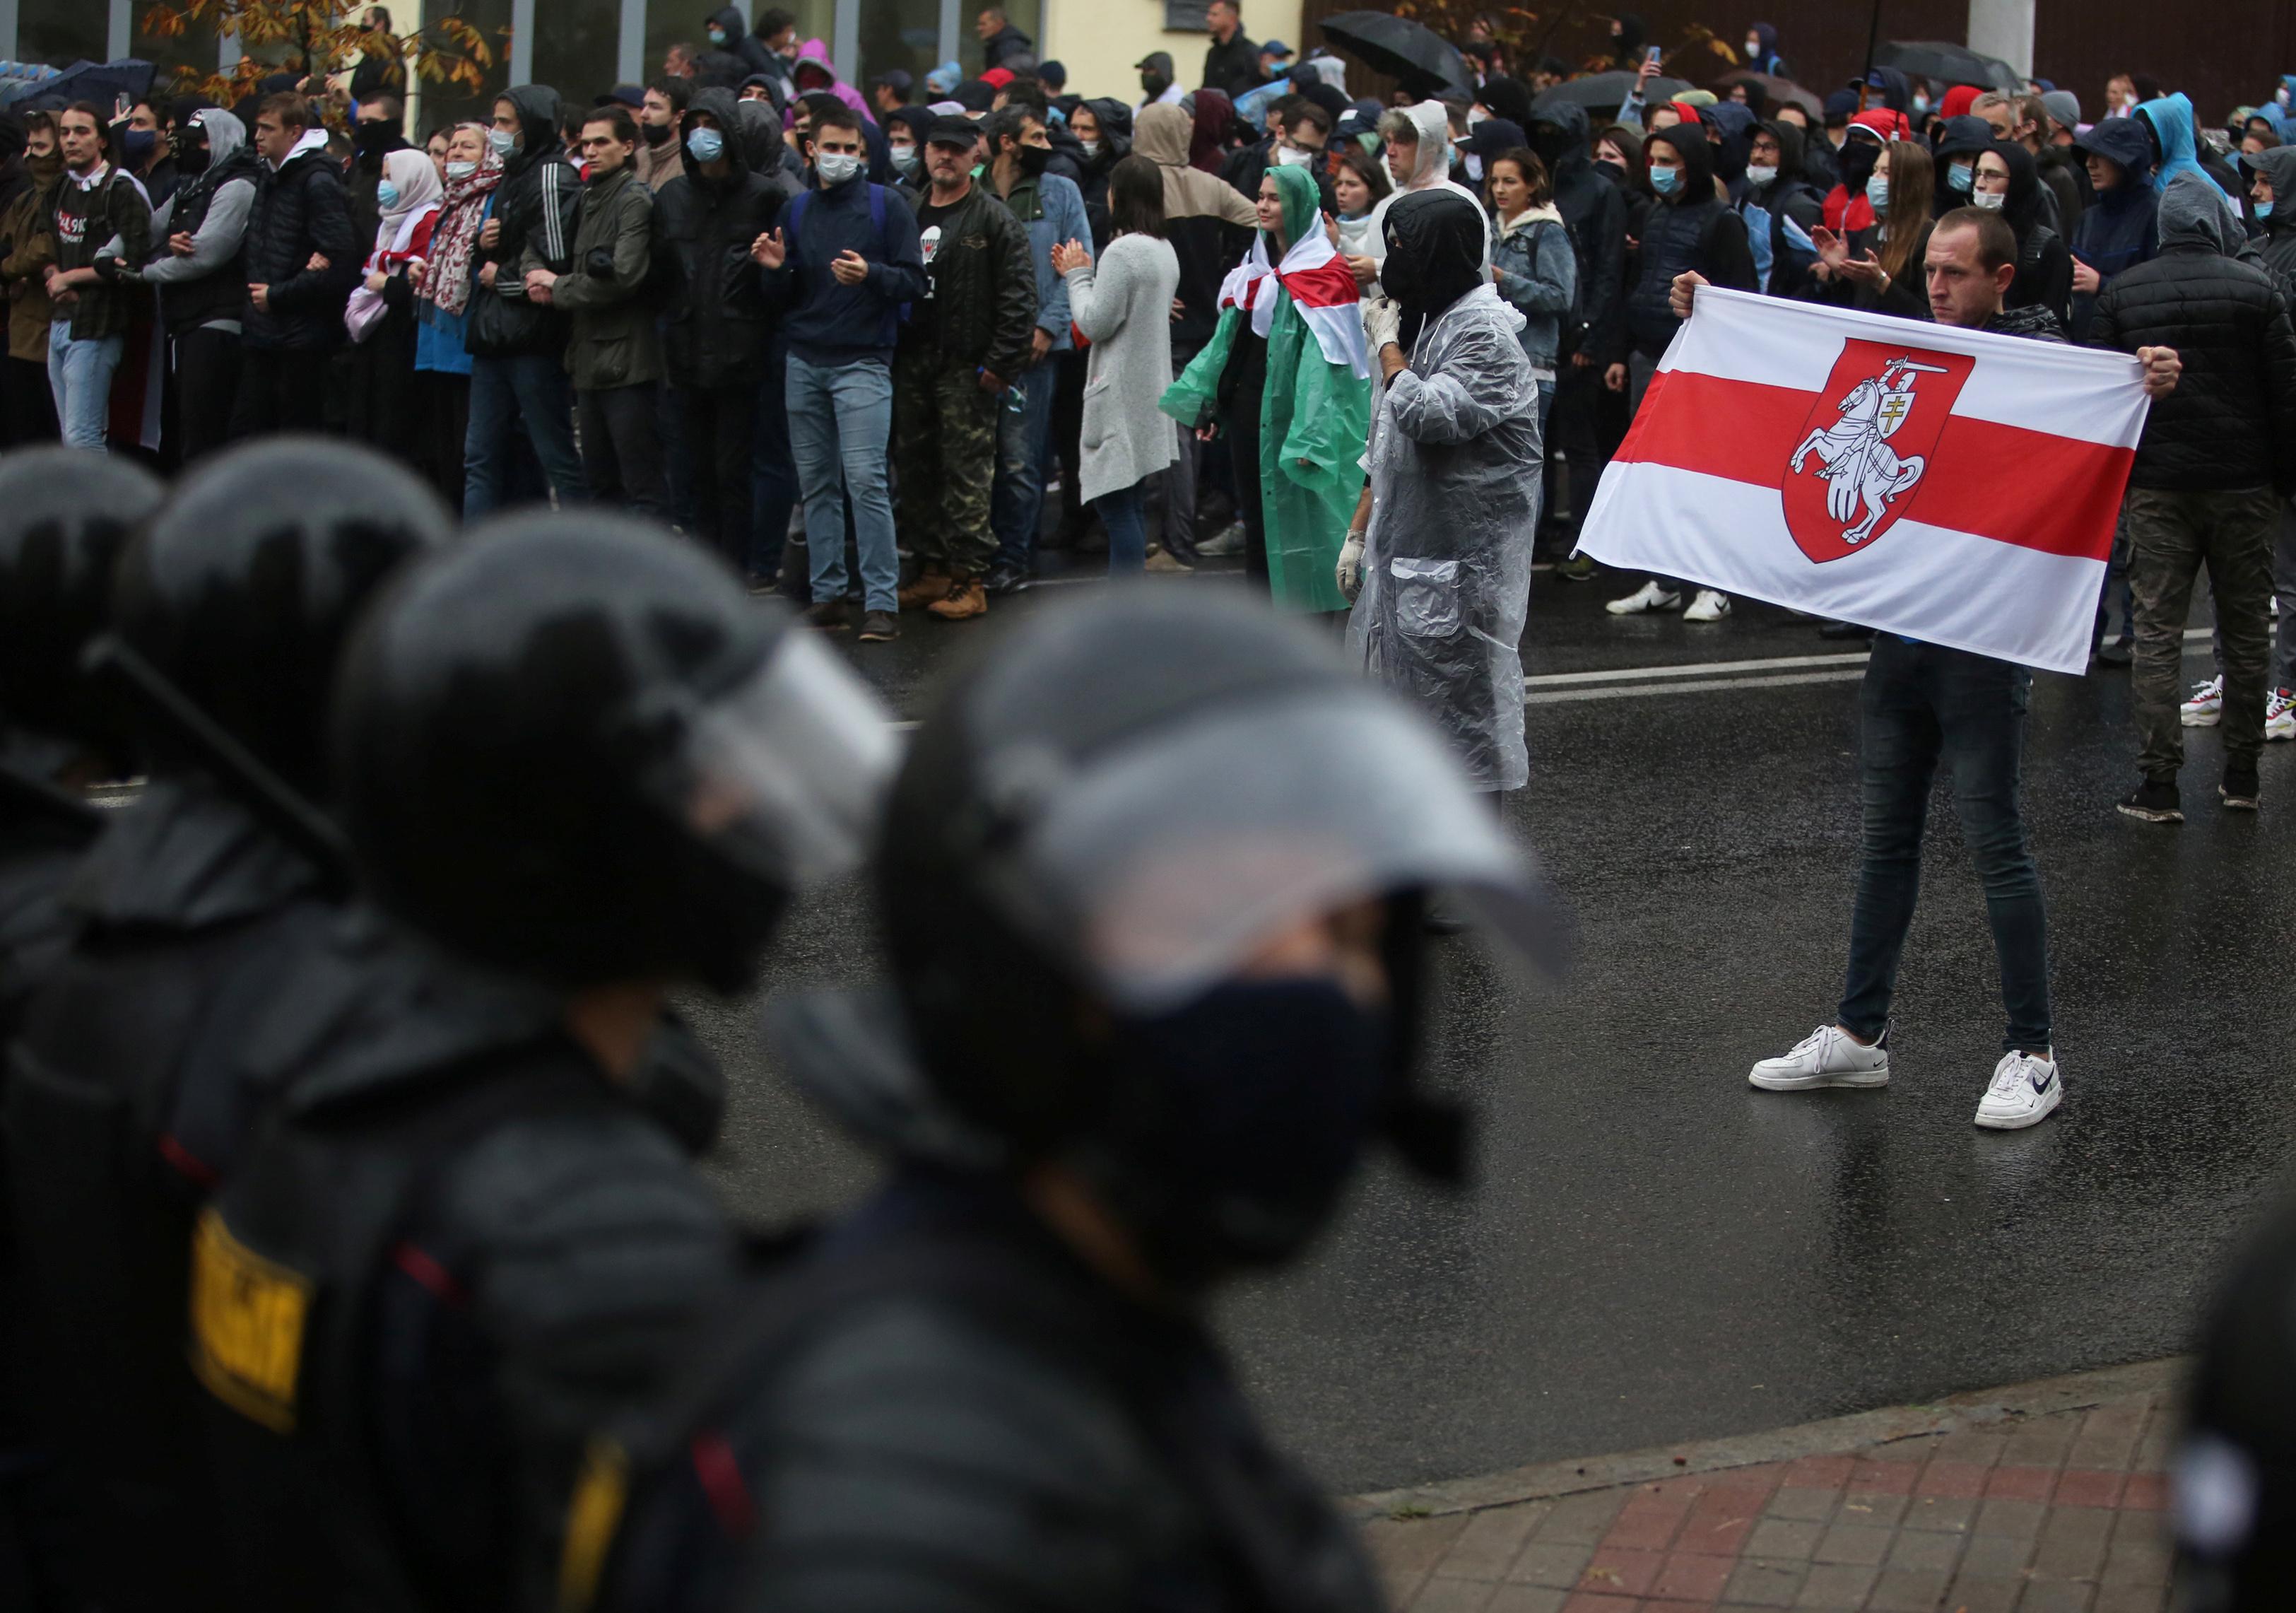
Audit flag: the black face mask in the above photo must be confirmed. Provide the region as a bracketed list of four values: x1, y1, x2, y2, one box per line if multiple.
[1088, 976, 1389, 1286]
[176, 140, 211, 176]
[1141, 71, 1171, 100]
[1017, 143, 1049, 177]
[353, 120, 396, 157]
[641, 119, 672, 146]
[1595, 157, 1627, 186]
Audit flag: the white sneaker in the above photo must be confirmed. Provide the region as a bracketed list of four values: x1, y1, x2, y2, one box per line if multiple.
[2181, 676, 2224, 727]
[1749, 1024, 1891, 1091]
[1683, 589, 1732, 622]
[2266, 688, 2295, 741]
[1975, 1050, 2062, 1130]
[1606, 580, 1682, 616]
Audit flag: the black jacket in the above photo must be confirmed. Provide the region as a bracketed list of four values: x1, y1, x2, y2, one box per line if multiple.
[1625, 127, 1755, 354]
[2249, 147, 2296, 295]
[1200, 29, 1262, 98]
[1532, 102, 1627, 363]
[895, 180, 1035, 377]
[2089, 176, 2296, 493]
[657, 88, 784, 389]
[980, 21, 1034, 71]
[473, 85, 582, 359]
[240, 139, 359, 349]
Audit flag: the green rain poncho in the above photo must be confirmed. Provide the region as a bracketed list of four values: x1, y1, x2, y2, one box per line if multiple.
[1161, 163, 1372, 613]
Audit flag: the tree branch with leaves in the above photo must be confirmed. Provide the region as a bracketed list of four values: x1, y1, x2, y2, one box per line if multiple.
[136, 0, 502, 119]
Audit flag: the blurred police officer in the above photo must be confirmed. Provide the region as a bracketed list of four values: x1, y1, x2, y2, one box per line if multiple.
[4, 439, 448, 1613]
[0, 447, 163, 1612]
[561, 591, 1562, 1613]
[190, 513, 897, 1612]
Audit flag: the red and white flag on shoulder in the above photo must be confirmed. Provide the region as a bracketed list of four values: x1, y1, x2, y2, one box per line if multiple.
[1578, 288, 2151, 675]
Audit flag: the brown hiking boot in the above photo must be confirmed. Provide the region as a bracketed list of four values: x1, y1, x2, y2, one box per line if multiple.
[926, 575, 988, 621]
[897, 568, 953, 610]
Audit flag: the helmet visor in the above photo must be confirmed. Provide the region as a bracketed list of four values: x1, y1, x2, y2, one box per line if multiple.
[672, 629, 901, 891]
[991, 691, 1562, 1014]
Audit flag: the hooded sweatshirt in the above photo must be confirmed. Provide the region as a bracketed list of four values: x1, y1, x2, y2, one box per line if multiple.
[2249, 145, 2296, 291]
[1744, 23, 1784, 76]
[2071, 116, 2160, 336]
[1823, 109, 1908, 232]
[656, 88, 783, 387]
[1529, 98, 1627, 365]
[1625, 124, 1753, 353]
[705, 6, 777, 79]
[1134, 102, 1256, 349]
[2135, 93, 2236, 204]
[1364, 101, 1490, 287]
[131, 107, 259, 336]
[477, 83, 581, 356]
[2089, 171, 2296, 492]
[789, 42, 876, 125]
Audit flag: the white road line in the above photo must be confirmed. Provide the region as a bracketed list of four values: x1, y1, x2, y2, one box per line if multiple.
[1527, 669, 1871, 704]
[1525, 651, 1871, 688]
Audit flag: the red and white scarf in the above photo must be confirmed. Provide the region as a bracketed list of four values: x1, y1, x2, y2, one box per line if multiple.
[1217, 228, 1370, 380]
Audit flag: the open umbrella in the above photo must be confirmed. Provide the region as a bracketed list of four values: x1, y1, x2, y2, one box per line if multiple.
[1709, 69, 1823, 118]
[1315, 11, 1472, 100]
[1, 57, 155, 112]
[1530, 71, 1690, 117]
[1872, 40, 2020, 93]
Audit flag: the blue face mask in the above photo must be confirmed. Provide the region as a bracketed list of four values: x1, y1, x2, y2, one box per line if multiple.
[1946, 161, 1973, 194]
[686, 127, 724, 163]
[1866, 175, 1890, 210]
[1649, 163, 1680, 195]
[2261, 200, 2277, 219]
[376, 179, 400, 209]
[122, 128, 157, 165]
[1911, 95, 1931, 118]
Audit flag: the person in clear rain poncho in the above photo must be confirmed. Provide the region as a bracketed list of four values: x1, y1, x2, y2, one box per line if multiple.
[1162, 161, 1371, 613]
[1341, 189, 1543, 794]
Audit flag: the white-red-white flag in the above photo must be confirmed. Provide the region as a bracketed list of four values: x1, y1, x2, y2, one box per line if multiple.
[1578, 288, 2150, 675]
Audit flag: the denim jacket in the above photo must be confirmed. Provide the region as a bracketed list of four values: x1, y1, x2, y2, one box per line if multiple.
[1490, 204, 1575, 375]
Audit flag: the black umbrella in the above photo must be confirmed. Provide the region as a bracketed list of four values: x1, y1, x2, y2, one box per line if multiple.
[1872, 40, 2020, 92]
[1, 57, 157, 112]
[1529, 71, 1690, 117]
[1316, 11, 1473, 99]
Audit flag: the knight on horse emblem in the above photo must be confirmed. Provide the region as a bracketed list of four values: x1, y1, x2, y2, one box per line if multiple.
[1791, 354, 1951, 546]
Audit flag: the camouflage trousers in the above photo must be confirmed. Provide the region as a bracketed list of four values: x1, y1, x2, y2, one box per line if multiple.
[895, 348, 1001, 580]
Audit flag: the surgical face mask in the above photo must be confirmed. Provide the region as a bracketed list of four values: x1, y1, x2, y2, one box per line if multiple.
[1745, 39, 1762, 58]
[1078, 139, 1101, 159]
[1972, 187, 2006, 211]
[1467, 107, 1488, 127]
[1946, 160, 1973, 194]
[2282, 86, 2292, 108]
[889, 141, 919, 173]
[1464, 152, 1484, 181]
[1276, 143, 1313, 168]
[2260, 199, 2278, 219]
[1649, 163, 1680, 195]
[488, 127, 517, 156]
[1911, 95, 1931, 119]
[376, 179, 401, 209]
[816, 150, 863, 184]
[970, 161, 986, 180]
[707, 25, 726, 43]
[1746, 163, 1777, 185]
[686, 127, 724, 163]
[446, 158, 477, 179]
[1865, 174, 1889, 209]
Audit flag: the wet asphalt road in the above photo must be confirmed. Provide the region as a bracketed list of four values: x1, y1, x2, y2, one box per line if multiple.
[681, 554, 2296, 1497]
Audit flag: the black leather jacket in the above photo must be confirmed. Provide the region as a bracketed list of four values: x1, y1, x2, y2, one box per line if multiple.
[900, 182, 1037, 377]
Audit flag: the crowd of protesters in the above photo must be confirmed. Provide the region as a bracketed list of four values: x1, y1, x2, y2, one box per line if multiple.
[0, 7, 2292, 733]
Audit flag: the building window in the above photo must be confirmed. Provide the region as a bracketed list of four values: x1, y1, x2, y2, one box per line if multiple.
[17, 0, 107, 71]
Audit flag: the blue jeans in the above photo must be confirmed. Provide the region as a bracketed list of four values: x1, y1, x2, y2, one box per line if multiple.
[752, 338, 798, 580]
[47, 324, 123, 451]
[787, 351, 898, 614]
[1099, 480, 1148, 577]
[462, 351, 588, 517]
[1837, 637, 2051, 1053]
[990, 358, 1059, 573]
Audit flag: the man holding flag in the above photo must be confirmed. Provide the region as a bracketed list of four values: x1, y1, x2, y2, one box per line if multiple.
[1655, 209, 2178, 1131]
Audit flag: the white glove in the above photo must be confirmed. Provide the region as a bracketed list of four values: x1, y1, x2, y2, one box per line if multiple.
[1361, 296, 1401, 356]
[1336, 533, 1366, 602]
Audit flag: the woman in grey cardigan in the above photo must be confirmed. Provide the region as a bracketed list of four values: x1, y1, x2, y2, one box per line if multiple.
[1050, 156, 1181, 576]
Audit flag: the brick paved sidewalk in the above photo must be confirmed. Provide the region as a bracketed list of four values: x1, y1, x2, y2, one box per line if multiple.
[1354, 1360, 2179, 1613]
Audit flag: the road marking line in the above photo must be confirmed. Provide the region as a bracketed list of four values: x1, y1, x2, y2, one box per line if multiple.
[1527, 669, 1871, 704]
[1525, 651, 1871, 688]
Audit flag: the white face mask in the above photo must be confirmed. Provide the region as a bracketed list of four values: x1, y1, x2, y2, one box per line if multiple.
[445, 158, 477, 179]
[1079, 139, 1101, 159]
[1275, 143, 1313, 167]
[888, 143, 919, 173]
[816, 151, 864, 184]
[1467, 107, 1488, 127]
[1464, 152, 1483, 181]
[1745, 163, 1777, 185]
[1972, 187, 2007, 210]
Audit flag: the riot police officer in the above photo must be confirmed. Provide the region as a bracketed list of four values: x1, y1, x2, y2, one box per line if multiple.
[0, 447, 164, 1612]
[190, 512, 897, 1612]
[4, 438, 450, 1613]
[562, 590, 1562, 1613]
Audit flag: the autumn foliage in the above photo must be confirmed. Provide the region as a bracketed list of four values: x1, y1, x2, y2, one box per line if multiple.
[135, 0, 500, 111]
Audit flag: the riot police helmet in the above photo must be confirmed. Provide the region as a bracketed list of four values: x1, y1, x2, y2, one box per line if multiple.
[871, 590, 1561, 1281]
[333, 511, 897, 994]
[0, 447, 163, 763]
[110, 436, 454, 799]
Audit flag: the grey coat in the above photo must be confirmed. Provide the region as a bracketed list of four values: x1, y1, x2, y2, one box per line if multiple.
[1064, 231, 1180, 503]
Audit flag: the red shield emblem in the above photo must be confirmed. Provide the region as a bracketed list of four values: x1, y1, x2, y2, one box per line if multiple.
[1782, 338, 1974, 563]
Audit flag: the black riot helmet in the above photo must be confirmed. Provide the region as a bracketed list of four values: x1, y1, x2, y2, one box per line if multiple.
[0, 447, 163, 765]
[110, 437, 454, 799]
[866, 591, 1561, 1284]
[333, 512, 897, 995]
[2175, 1191, 2296, 1609]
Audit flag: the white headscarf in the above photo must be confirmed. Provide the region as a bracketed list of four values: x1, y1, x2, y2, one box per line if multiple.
[373, 146, 443, 257]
